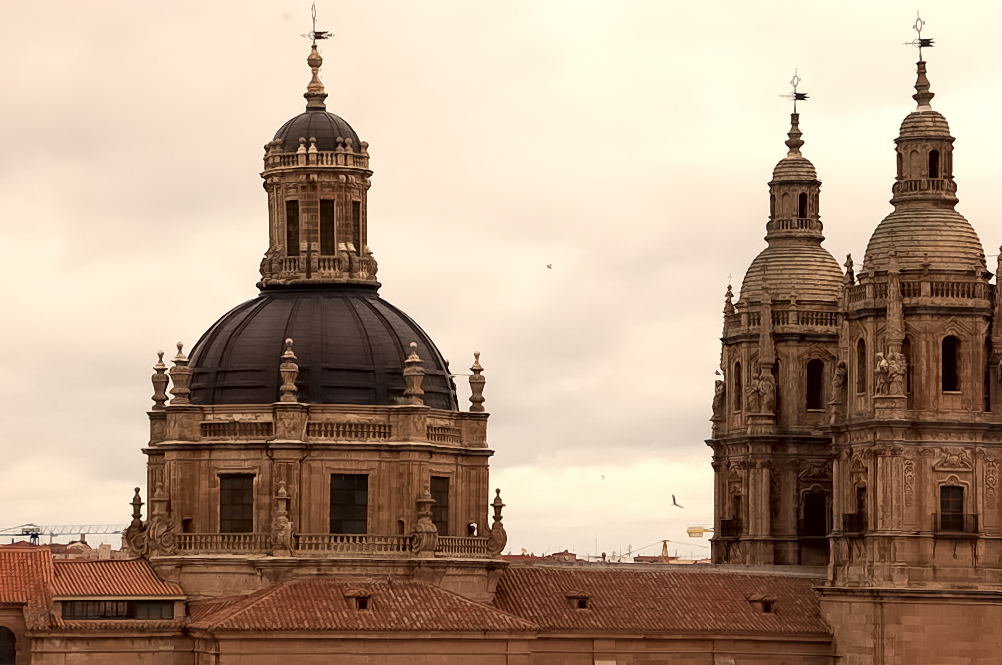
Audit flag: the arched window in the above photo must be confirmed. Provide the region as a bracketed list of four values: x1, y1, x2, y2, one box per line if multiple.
[0, 626, 13, 665]
[856, 339, 867, 394]
[806, 359, 824, 410]
[733, 362, 743, 412]
[896, 152, 903, 178]
[772, 360, 781, 415]
[942, 335, 960, 391]
[929, 149, 940, 178]
[939, 485, 965, 531]
[285, 200, 300, 256]
[798, 192, 808, 218]
[769, 193, 776, 219]
[986, 338, 993, 412]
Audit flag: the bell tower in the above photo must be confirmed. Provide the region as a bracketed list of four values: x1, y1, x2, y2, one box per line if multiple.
[709, 75, 841, 566]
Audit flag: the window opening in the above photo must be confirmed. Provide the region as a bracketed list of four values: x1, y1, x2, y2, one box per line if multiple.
[430, 476, 450, 535]
[219, 474, 254, 533]
[351, 201, 362, 250]
[942, 335, 960, 391]
[320, 199, 336, 255]
[902, 338, 912, 395]
[0, 627, 13, 665]
[733, 362, 743, 412]
[798, 192, 808, 218]
[940, 485, 964, 531]
[330, 474, 368, 534]
[929, 149, 940, 178]
[806, 359, 824, 410]
[61, 600, 174, 620]
[856, 339, 867, 394]
[285, 200, 300, 256]
[801, 490, 829, 537]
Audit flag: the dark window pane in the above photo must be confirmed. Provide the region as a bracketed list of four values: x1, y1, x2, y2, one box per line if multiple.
[431, 476, 450, 535]
[320, 199, 336, 255]
[0, 626, 14, 664]
[942, 336, 960, 391]
[940, 485, 964, 515]
[219, 474, 254, 533]
[856, 340, 867, 394]
[331, 474, 368, 534]
[351, 201, 361, 250]
[733, 362, 742, 412]
[806, 359, 824, 410]
[286, 200, 300, 256]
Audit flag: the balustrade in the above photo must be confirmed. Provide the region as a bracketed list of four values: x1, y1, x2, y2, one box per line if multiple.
[296, 533, 411, 553]
[200, 421, 274, 439]
[435, 536, 493, 557]
[427, 425, 462, 444]
[175, 533, 270, 552]
[306, 421, 392, 441]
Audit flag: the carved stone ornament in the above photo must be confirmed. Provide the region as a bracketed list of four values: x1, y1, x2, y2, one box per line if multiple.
[933, 447, 973, 471]
[798, 461, 832, 483]
[987, 460, 999, 500]
[487, 488, 508, 555]
[903, 459, 915, 507]
[278, 338, 300, 403]
[410, 486, 438, 554]
[469, 352, 486, 413]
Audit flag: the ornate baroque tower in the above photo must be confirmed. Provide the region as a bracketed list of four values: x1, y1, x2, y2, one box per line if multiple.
[125, 35, 507, 602]
[709, 88, 842, 566]
[820, 40, 1002, 662]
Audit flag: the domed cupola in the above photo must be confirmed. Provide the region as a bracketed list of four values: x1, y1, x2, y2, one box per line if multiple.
[187, 38, 459, 409]
[862, 58, 986, 276]
[739, 106, 843, 305]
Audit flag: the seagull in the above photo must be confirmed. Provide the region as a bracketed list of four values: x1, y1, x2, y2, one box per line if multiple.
[546, 264, 552, 269]
[672, 495, 684, 509]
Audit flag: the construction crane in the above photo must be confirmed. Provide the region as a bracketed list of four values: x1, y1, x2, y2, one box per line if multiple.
[0, 524, 127, 545]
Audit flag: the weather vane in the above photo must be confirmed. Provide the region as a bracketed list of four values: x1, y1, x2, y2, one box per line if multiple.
[904, 12, 934, 60]
[303, 2, 332, 44]
[779, 69, 808, 113]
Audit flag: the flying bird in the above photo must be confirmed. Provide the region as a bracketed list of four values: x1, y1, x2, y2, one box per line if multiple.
[546, 264, 553, 269]
[672, 495, 684, 509]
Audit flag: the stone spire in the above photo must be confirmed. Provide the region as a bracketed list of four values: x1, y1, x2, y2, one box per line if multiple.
[785, 112, 804, 156]
[913, 60, 934, 111]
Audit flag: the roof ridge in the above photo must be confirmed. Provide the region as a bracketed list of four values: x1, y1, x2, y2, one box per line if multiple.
[404, 579, 539, 630]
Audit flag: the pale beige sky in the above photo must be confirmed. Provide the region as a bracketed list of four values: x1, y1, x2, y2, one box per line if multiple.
[1, 2, 1001, 557]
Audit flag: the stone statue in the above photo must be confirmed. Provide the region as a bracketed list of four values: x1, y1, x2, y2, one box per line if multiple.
[758, 371, 777, 414]
[745, 374, 762, 414]
[830, 361, 848, 404]
[410, 487, 438, 554]
[874, 352, 890, 395]
[486, 489, 508, 556]
[711, 379, 726, 421]
[271, 514, 294, 551]
[887, 351, 907, 395]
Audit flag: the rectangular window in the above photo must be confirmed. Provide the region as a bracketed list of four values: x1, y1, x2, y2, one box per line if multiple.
[219, 474, 254, 533]
[61, 600, 174, 620]
[430, 476, 450, 535]
[940, 485, 965, 532]
[320, 199, 336, 255]
[351, 201, 362, 250]
[330, 474, 368, 534]
[286, 200, 300, 256]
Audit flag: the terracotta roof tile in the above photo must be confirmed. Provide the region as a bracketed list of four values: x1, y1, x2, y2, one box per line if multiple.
[189, 578, 536, 633]
[0, 547, 54, 603]
[51, 560, 183, 597]
[495, 565, 829, 635]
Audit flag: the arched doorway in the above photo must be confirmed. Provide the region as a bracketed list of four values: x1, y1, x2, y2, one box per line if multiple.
[0, 626, 15, 665]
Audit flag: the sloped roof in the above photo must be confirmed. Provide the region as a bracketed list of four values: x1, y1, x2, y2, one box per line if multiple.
[51, 560, 183, 598]
[0, 547, 54, 603]
[495, 566, 829, 635]
[189, 578, 536, 633]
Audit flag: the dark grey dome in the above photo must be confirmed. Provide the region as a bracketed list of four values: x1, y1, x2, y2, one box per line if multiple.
[273, 110, 361, 152]
[189, 285, 457, 409]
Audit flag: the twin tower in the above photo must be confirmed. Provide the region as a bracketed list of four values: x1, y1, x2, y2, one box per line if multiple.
[710, 54, 1002, 655]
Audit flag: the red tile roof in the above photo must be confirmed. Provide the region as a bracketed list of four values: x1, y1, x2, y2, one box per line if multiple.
[494, 565, 829, 635]
[0, 547, 54, 603]
[189, 578, 536, 633]
[51, 560, 183, 598]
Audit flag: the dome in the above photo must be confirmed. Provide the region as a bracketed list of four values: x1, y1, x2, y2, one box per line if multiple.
[898, 110, 951, 139]
[740, 244, 843, 302]
[863, 208, 985, 273]
[771, 156, 818, 181]
[188, 285, 458, 409]
[273, 110, 361, 152]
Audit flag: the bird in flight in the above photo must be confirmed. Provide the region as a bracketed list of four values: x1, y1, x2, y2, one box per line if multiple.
[546, 264, 553, 269]
[672, 495, 684, 509]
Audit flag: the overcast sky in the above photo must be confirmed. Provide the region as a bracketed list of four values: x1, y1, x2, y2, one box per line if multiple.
[2, 2, 1002, 559]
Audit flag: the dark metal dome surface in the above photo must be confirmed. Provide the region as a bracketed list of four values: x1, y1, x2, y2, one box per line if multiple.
[273, 110, 361, 152]
[189, 286, 457, 409]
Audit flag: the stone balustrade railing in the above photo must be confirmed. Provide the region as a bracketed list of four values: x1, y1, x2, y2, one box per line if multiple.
[766, 217, 822, 234]
[171, 532, 496, 558]
[263, 150, 370, 171]
[156, 404, 488, 448]
[175, 533, 270, 552]
[724, 309, 839, 333]
[845, 280, 989, 305]
[296, 533, 411, 554]
[270, 254, 377, 280]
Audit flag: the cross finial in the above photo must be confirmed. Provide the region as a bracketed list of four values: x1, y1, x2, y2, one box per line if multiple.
[780, 68, 808, 113]
[905, 12, 934, 60]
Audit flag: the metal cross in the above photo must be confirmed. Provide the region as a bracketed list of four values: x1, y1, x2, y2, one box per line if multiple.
[905, 12, 934, 59]
[305, 2, 332, 44]
[779, 68, 808, 112]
